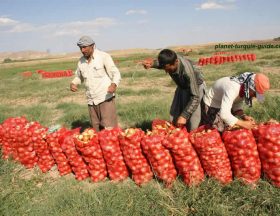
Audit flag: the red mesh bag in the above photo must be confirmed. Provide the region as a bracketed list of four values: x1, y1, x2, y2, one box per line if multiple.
[98, 128, 129, 181]
[13, 121, 39, 169]
[0, 117, 28, 160]
[162, 128, 204, 186]
[0, 124, 3, 147]
[141, 132, 177, 187]
[25, 122, 54, 171]
[119, 128, 153, 185]
[46, 128, 72, 176]
[222, 129, 261, 184]
[152, 119, 175, 135]
[253, 121, 280, 187]
[190, 126, 233, 184]
[74, 128, 107, 182]
[60, 128, 89, 181]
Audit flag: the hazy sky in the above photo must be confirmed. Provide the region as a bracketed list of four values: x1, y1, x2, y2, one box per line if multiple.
[0, 0, 279, 53]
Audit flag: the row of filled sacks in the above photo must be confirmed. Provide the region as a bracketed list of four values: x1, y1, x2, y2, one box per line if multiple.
[2, 122, 200, 187]
[21, 70, 73, 79]
[40, 70, 73, 78]
[152, 119, 280, 187]
[198, 53, 256, 66]
[22, 71, 33, 77]
[0, 117, 279, 187]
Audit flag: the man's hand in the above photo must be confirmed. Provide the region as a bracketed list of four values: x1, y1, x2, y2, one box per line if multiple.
[70, 83, 78, 92]
[108, 83, 117, 94]
[234, 110, 256, 125]
[236, 119, 257, 130]
[176, 116, 187, 127]
[142, 59, 153, 69]
[243, 115, 256, 124]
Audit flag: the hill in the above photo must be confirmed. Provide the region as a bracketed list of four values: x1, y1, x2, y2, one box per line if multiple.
[1, 38, 278, 63]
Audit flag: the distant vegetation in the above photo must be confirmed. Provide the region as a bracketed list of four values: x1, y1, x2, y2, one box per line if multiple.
[2, 57, 57, 64]
[3, 58, 13, 63]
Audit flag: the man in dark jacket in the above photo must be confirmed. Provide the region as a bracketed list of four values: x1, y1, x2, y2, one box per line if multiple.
[143, 49, 205, 131]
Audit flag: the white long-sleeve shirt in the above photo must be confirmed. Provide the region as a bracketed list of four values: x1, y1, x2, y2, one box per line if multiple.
[203, 77, 244, 126]
[72, 49, 121, 105]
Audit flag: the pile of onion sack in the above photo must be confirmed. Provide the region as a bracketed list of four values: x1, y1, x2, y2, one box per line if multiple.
[74, 129, 107, 182]
[252, 121, 280, 187]
[222, 128, 261, 184]
[119, 128, 153, 185]
[190, 126, 233, 184]
[1, 117, 280, 188]
[162, 127, 204, 186]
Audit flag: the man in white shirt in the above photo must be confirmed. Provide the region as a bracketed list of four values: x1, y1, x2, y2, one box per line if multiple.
[201, 72, 270, 132]
[70, 36, 121, 131]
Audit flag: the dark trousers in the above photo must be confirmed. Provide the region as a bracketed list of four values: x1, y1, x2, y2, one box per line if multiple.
[170, 82, 206, 131]
[88, 97, 118, 132]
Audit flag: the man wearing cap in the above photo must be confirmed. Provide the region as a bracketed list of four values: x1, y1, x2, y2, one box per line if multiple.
[70, 36, 121, 131]
[200, 72, 270, 132]
[142, 49, 206, 131]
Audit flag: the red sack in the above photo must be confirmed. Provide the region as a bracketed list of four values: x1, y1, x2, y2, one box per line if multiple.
[119, 128, 153, 185]
[46, 128, 72, 176]
[98, 128, 129, 181]
[60, 128, 89, 181]
[74, 128, 107, 182]
[162, 128, 204, 186]
[14, 121, 39, 169]
[190, 126, 233, 184]
[141, 132, 177, 186]
[27, 122, 55, 172]
[0, 124, 3, 147]
[222, 129, 261, 184]
[253, 122, 280, 187]
[0, 117, 54, 170]
[0, 117, 45, 169]
[1, 117, 28, 160]
[152, 119, 175, 135]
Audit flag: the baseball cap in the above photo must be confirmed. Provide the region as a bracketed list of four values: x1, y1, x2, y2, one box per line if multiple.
[77, 36, 95, 47]
[254, 73, 270, 102]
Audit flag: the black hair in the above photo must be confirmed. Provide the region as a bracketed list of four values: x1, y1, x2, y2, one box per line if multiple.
[158, 49, 177, 68]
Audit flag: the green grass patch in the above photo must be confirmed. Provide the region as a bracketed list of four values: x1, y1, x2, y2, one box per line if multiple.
[260, 54, 278, 60]
[117, 88, 161, 97]
[255, 60, 268, 66]
[0, 104, 54, 126]
[0, 77, 73, 105]
[56, 103, 89, 129]
[121, 69, 165, 79]
[245, 95, 280, 122]
[1, 158, 280, 216]
[117, 99, 171, 130]
[271, 59, 280, 67]
[0, 60, 77, 79]
[267, 73, 280, 89]
[232, 63, 261, 75]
